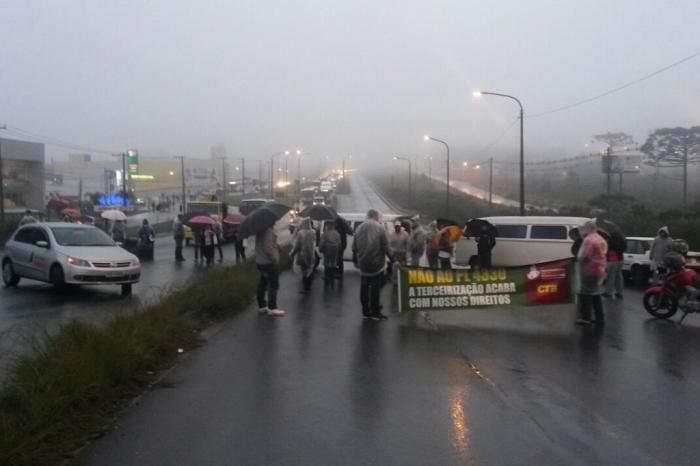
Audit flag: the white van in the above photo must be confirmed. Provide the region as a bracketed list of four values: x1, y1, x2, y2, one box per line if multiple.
[454, 216, 590, 267]
[327, 212, 395, 261]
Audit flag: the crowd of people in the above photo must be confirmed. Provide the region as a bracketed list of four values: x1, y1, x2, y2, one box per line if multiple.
[171, 214, 247, 266]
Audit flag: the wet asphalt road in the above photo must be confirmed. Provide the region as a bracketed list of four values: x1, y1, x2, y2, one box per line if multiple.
[73, 175, 700, 466]
[75, 271, 700, 466]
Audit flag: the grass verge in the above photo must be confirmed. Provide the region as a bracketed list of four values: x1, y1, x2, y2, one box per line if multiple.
[0, 248, 290, 466]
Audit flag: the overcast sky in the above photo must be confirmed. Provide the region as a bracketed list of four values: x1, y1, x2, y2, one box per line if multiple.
[1, 0, 699, 166]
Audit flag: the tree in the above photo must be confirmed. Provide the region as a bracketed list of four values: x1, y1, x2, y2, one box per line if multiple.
[641, 126, 700, 204]
[593, 132, 634, 149]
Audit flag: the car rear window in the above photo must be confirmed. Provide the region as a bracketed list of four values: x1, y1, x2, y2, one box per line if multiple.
[495, 224, 527, 239]
[531, 225, 568, 240]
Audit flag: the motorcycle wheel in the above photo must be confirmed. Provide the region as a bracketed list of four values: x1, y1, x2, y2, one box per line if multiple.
[643, 291, 678, 319]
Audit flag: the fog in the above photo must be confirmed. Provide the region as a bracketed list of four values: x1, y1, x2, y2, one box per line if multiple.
[1, 0, 699, 167]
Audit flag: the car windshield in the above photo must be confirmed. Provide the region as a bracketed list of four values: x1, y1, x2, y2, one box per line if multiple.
[50, 227, 115, 246]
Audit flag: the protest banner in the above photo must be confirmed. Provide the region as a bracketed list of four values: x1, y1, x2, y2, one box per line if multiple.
[397, 259, 573, 312]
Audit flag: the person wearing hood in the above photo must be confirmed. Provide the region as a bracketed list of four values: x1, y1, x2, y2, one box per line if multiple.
[319, 221, 342, 284]
[576, 220, 607, 325]
[335, 217, 350, 276]
[291, 218, 317, 293]
[649, 226, 672, 281]
[408, 219, 427, 267]
[352, 209, 392, 320]
[137, 219, 155, 260]
[18, 209, 37, 226]
[425, 221, 440, 270]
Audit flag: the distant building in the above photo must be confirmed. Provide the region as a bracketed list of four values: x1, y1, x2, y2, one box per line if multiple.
[0, 137, 45, 211]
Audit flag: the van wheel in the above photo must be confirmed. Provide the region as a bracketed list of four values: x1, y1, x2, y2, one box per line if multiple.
[2, 260, 20, 287]
[121, 283, 132, 296]
[631, 266, 649, 288]
[50, 264, 66, 290]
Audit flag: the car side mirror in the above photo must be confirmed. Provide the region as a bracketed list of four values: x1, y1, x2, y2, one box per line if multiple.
[35, 240, 49, 249]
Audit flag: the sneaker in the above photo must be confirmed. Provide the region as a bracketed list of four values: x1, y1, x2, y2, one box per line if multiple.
[575, 318, 592, 325]
[615, 294, 623, 299]
[371, 313, 388, 321]
[267, 308, 285, 316]
[258, 307, 269, 313]
[602, 293, 613, 299]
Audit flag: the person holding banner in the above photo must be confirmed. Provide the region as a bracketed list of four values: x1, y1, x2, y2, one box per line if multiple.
[576, 220, 608, 325]
[408, 219, 427, 267]
[352, 209, 392, 320]
[425, 221, 440, 270]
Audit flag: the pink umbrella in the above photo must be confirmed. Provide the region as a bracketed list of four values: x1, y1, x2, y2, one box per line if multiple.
[224, 213, 246, 224]
[187, 215, 217, 225]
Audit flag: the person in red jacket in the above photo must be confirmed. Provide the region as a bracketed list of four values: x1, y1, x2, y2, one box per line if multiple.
[576, 220, 608, 325]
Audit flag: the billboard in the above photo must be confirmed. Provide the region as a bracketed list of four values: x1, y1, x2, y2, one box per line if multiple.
[126, 149, 139, 175]
[601, 154, 643, 174]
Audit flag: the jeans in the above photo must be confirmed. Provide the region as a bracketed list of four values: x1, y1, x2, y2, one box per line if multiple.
[605, 261, 624, 295]
[257, 263, 279, 309]
[439, 257, 452, 269]
[580, 294, 605, 322]
[427, 251, 439, 270]
[235, 242, 246, 264]
[174, 236, 184, 260]
[360, 273, 384, 316]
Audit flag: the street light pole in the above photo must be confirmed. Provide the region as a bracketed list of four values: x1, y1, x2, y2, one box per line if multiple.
[296, 150, 302, 198]
[0, 126, 6, 231]
[270, 150, 289, 199]
[112, 153, 128, 208]
[239, 157, 246, 195]
[424, 136, 450, 217]
[174, 156, 186, 213]
[474, 90, 525, 215]
[393, 156, 412, 202]
[488, 157, 493, 209]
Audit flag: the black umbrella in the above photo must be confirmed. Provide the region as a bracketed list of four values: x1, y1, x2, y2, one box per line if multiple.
[464, 218, 497, 238]
[299, 205, 337, 221]
[335, 216, 353, 236]
[239, 202, 292, 237]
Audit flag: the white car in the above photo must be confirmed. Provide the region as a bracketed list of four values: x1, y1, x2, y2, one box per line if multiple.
[2, 223, 141, 295]
[623, 237, 653, 286]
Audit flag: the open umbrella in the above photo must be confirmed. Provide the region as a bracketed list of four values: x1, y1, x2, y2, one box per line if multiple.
[299, 205, 337, 221]
[188, 215, 217, 225]
[61, 208, 80, 218]
[101, 209, 127, 221]
[224, 213, 246, 224]
[464, 218, 497, 238]
[240, 202, 292, 237]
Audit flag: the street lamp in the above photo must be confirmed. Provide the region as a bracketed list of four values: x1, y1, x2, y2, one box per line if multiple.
[424, 135, 451, 217]
[473, 90, 525, 215]
[295, 149, 303, 197]
[393, 156, 412, 202]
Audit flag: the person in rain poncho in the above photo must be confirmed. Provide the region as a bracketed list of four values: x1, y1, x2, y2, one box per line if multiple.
[18, 210, 37, 226]
[576, 220, 607, 325]
[425, 221, 440, 270]
[352, 209, 392, 320]
[291, 218, 317, 293]
[388, 221, 409, 264]
[408, 219, 427, 267]
[112, 220, 127, 243]
[319, 221, 342, 282]
[255, 225, 284, 316]
[649, 226, 672, 281]
[335, 217, 350, 275]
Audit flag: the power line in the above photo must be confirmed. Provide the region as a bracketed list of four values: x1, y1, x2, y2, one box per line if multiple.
[528, 49, 700, 119]
[0, 125, 119, 154]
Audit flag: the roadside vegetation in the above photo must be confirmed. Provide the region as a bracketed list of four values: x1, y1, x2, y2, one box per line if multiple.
[0, 250, 291, 466]
[373, 174, 700, 245]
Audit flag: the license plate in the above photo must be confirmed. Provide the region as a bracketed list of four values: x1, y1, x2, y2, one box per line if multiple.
[108, 271, 125, 277]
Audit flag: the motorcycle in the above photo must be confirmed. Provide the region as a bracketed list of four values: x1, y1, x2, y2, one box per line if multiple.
[643, 254, 700, 322]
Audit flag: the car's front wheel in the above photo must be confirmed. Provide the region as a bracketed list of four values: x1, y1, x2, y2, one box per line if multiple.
[50, 264, 66, 290]
[2, 260, 20, 287]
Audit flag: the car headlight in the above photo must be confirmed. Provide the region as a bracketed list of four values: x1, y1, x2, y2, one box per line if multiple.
[66, 257, 91, 267]
[132, 258, 140, 266]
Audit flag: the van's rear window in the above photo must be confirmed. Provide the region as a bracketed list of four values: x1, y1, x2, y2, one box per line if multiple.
[531, 225, 568, 240]
[495, 225, 527, 239]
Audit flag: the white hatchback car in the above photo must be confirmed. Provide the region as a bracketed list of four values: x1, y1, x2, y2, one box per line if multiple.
[2, 223, 141, 295]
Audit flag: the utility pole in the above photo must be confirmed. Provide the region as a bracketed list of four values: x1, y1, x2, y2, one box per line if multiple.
[606, 145, 612, 213]
[683, 139, 688, 205]
[174, 156, 186, 213]
[0, 127, 6, 231]
[78, 178, 83, 214]
[112, 153, 128, 207]
[239, 157, 246, 196]
[488, 157, 493, 209]
[217, 157, 227, 202]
